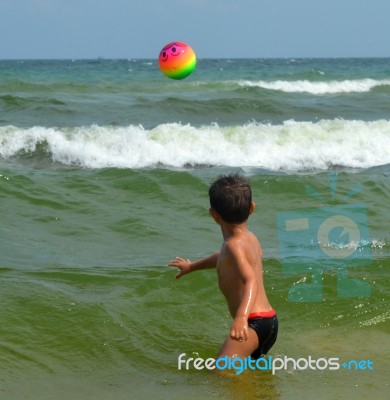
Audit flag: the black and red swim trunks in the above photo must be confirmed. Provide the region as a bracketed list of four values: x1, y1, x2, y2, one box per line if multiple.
[247, 310, 278, 359]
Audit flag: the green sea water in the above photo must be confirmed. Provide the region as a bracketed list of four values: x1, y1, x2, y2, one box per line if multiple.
[1, 59, 389, 399]
[0, 166, 389, 399]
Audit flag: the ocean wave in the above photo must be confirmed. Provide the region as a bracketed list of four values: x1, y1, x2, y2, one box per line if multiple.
[238, 79, 390, 94]
[1, 120, 390, 170]
[0, 94, 67, 108]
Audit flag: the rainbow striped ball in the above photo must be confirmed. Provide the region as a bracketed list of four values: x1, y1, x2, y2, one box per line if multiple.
[158, 42, 196, 80]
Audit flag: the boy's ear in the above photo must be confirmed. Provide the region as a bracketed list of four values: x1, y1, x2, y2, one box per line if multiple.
[209, 207, 220, 222]
[249, 201, 256, 215]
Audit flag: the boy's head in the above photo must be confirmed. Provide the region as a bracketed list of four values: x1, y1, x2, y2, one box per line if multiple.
[208, 173, 252, 224]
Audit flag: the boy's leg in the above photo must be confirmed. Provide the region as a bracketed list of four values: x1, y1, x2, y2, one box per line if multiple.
[217, 327, 258, 358]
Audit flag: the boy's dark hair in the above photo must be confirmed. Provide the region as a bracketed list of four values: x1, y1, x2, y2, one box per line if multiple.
[209, 173, 252, 224]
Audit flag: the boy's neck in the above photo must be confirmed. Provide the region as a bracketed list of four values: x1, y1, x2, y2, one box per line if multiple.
[220, 221, 248, 240]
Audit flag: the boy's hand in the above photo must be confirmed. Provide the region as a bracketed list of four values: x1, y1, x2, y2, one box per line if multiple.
[230, 316, 248, 342]
[168, 257, 192, 279]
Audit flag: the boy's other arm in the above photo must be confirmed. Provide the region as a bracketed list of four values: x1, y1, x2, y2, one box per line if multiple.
[226, 242, 259, 342]
[168, 252, 219, 279]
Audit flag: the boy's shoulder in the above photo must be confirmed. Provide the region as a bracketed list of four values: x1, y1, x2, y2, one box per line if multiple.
[226, 229, 260, 251]
[224, 232, 251, 254]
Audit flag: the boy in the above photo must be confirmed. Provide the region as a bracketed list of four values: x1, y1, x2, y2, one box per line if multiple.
[169, 173, 278, 359]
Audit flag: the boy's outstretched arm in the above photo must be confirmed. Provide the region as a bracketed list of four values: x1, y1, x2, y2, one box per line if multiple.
[168, 252, 219, 279]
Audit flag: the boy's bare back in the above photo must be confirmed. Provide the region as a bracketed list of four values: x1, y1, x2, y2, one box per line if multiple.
[217, 228, 272, 320]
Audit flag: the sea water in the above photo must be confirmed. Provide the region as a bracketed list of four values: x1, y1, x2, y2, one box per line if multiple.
[0, 58, 389, 399]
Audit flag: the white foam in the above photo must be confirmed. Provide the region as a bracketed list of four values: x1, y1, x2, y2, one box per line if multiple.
[238, 79, 390, 94]
[1, 120, 390, 170]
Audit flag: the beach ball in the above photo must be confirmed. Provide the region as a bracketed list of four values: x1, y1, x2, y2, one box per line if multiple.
[158, 42, 196, 80]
